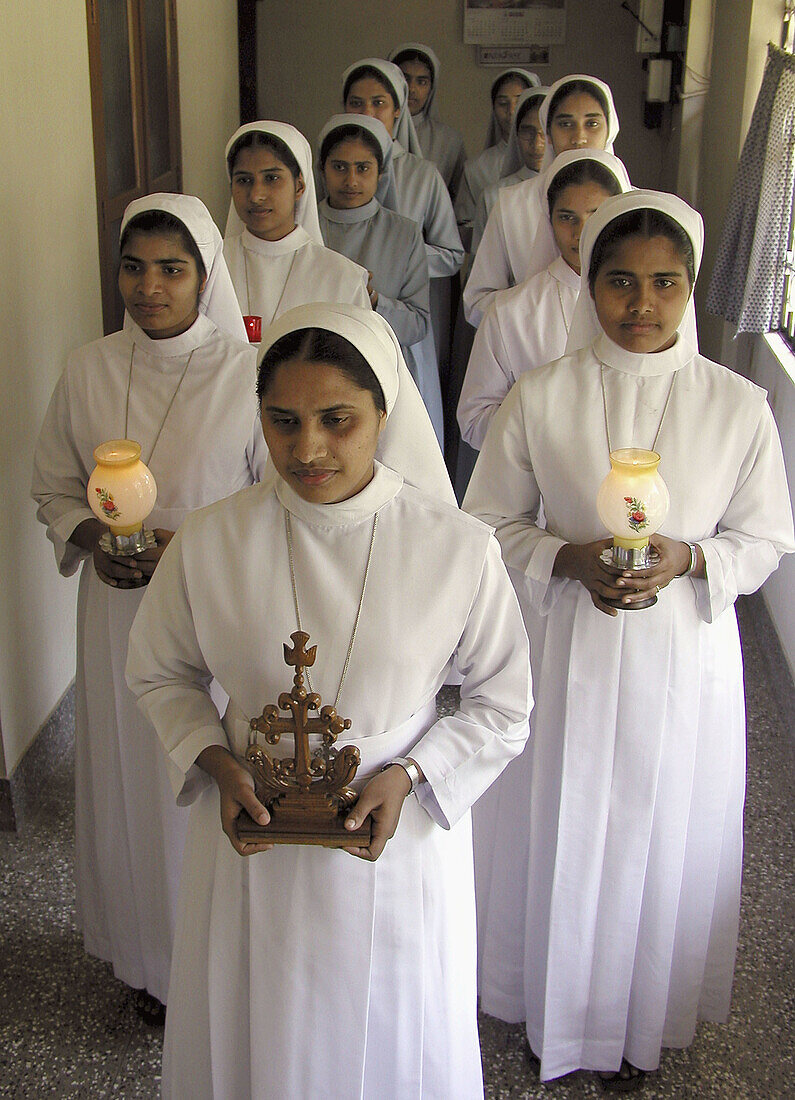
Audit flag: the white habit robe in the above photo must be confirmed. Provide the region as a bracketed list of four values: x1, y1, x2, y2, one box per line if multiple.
[31, 313, 269, 1002]
[463, 173, 545, 326]
[223, 224, 370, 339]
[472, 164, 536, 254]
[458, 256, 579, 450]
[413, 111, 467, 197]
[126, 463, 532, 1100]
[454, 139, 507, 244]
[318, 197, 437, 427]
[464, 331, 794, 1080]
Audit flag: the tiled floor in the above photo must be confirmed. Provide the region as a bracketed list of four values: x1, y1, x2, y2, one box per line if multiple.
[1, 596, 792, 1098]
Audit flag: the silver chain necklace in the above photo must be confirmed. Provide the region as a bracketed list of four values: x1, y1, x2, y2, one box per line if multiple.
[555, 279, 571, 335]
[599, 362, 677, 455]
[243, 244, 298, 327]
[125, 343, 194, 465]
[284, 507, 379, 710]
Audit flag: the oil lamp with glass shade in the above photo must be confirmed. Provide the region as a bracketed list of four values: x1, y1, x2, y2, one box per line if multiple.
[597, 448, 670, 609]
[87, 439, 157, 556]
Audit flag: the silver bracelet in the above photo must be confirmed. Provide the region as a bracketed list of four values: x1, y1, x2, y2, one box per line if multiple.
[682, 542, 699, 576]
[381, 757, 421, 793]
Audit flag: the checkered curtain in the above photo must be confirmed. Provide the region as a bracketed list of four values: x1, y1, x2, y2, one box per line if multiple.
[706, 43, 795, 334]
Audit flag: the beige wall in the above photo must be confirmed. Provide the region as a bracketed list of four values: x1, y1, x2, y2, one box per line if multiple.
[177, 0, 241, 225]
[0, 1, 241, 782]
[256, 0, 668, 190]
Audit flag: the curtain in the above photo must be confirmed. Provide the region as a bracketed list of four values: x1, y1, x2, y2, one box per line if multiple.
[706, 43, 795, 334]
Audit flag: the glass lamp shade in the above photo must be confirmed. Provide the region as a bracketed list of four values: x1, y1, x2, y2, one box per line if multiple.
[597, 448, 669, 555]
[87, 439, 157, 536]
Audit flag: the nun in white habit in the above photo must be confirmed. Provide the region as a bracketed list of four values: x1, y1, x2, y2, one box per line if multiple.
[389, 41, 467, 196]
[31, 193, 269, 1012]
[464, 75, 619, 326]
[464, 191, 794, 1084]
[125, 302, 531, 1100]
[454, 67, 541, 247]
[459, 150, 631, 450]
[223, 121, 369, 341]
[317, 114, 441, 434]
[471, 86, 549, 254]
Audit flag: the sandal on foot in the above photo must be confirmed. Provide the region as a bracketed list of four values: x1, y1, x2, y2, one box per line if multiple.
[598, 1059, 646, 1092]
[133, 989, 166, 1027]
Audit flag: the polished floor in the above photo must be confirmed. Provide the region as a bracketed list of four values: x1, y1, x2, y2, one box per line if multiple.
[1, 595, 792, 1098]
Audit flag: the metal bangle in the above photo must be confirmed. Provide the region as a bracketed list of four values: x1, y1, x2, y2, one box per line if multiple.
[381, 757, 421, 793]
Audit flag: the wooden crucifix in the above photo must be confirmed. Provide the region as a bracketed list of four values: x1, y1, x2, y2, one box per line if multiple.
[237, 631, 372, 847]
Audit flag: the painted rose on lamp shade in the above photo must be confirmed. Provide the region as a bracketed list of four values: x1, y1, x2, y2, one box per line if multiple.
[597, 449, 669, 556]
[87, 439, 157, 555]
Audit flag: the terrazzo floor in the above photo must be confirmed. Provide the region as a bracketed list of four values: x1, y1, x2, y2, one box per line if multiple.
[1, 595, 792, 1098]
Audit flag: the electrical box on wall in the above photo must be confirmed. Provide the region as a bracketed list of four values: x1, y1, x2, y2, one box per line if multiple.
[636, 0, 664, 52]
[646, 58, 672, 102]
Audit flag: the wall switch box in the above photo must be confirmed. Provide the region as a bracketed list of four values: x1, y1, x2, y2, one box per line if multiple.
[636, 0, 664, 53]
[646, 57, 673, 102]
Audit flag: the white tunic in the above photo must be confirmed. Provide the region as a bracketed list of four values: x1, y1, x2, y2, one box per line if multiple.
[464, 332, 794, 1080]
[464, 174, 546, 326]
[458, 257, 579, 450]
[223, 225, 369, 337]
[413, 112, 467, 197]
[31, 314, 268, 1003]
[126, 464, 532, 1100]
[454, 140, 507, 242]
[472, 165, 535, 254]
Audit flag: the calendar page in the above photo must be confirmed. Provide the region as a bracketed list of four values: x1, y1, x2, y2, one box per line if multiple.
[464, 1, 566, 47]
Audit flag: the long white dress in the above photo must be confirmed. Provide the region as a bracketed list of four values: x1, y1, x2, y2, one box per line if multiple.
[455, 140, 507, 245]
[223, 225, 370, 337]
[458, 256, 579, 450]
[31, 314, 269, 1002]
[464, 331, 794, 1080]
[463, 174, 545, 326]
[126, 463, 532, 1099]
[472, 164, 536, 254]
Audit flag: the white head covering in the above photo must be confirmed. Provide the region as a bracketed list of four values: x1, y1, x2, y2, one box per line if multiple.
[522, 149, 632, 280]
[538, 74, 619, 169]
[120, 193, 248, 343]
[388, 42, 442, 121]
[316, 114, 398, 212]
[484, 68, 542, 150]
[257, 303, 454, 502]
[224, 121, 323, 244]
[501, 85, 549, 179]
[341, 58, 422, 156]
[565, 189, 703, 356]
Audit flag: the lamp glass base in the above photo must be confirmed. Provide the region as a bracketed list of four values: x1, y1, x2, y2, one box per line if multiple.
[99, 527, 156, 556]
[599, 546, 661, 611]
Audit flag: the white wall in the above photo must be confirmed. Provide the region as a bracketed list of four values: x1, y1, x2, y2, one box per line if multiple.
[256, 0, 668, 190]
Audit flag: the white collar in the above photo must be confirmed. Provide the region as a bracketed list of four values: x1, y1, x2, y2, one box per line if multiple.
[122, 311, 216, 359]
[241, 224, 311, 257]
[274, 461, 403, 528]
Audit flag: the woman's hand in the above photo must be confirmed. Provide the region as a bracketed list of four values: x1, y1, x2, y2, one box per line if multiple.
[554, 535, 703, 615]
[366, 271, 379, 310]
[196, 745, 273, 857]
[608, 534, 704, 603]
[553, 538, 631, 616]
[132, 528, 175, 581]
[342, 763, 416, 862]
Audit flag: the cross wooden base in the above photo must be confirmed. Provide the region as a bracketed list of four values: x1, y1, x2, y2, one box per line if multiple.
[237, 804, 372, 848]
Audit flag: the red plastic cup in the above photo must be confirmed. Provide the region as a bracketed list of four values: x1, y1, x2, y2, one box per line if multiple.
[243, 315, 262, 343]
